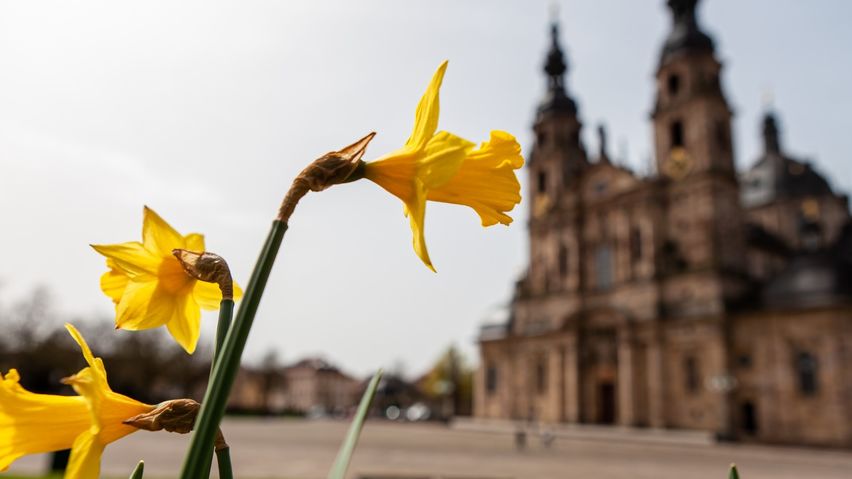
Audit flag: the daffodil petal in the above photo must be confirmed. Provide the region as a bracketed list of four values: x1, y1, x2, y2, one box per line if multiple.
[65, 324, 100, 376]
[166, 294, 202, 354]
[405, 61, 447, 150]
[91, 243, 159, 279]
[184, 233, 205, 253]
[66, 431, 104, 479]
[142, 206, 185, 257]
[405, 180, 435, 272]
[99, 263, 129, 305]
[419, 130, 474, 188]
[115, 280, 170, 331]
[192, 280, 223, 310]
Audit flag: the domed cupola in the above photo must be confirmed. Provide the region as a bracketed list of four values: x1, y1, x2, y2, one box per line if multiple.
[659, 0, 715, 68]
[537, 22, 578, 118]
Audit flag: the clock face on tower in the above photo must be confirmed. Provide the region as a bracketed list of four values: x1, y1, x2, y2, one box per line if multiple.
[663, 146, 693, 180]
[533, 193, 552, 218]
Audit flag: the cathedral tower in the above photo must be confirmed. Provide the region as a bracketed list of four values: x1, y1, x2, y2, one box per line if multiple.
[652, 0, 746, 293]
[526, 21, 589, 296]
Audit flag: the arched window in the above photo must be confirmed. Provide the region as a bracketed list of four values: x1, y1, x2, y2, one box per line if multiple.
[667, 73, 681, 96]
[558, 243, 570, 278]
[537, 171, 548, 194]
[670, 120, 685, 147]
[740, 401, 758, 434]
[486, 364, 498, 395]
[795, 352, 818, 396]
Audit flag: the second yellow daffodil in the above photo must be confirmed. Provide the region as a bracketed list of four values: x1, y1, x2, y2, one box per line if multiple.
[363, 61, 524, 271]
[0, 324, 152, 479]
[92, 207, 242, 353]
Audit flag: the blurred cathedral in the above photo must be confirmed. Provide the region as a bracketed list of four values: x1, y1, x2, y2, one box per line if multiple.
[475, 0, 852, 447]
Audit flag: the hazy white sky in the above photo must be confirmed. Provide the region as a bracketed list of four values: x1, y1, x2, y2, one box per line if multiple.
[1, 0, 850, 377]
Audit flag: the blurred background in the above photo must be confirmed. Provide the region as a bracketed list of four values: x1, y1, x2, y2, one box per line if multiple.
[2, 1, 852, 478]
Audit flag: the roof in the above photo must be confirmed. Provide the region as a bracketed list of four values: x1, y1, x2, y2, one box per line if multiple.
[762, 251, 852, 309]
[537, 22, 578, 117]
[659, 0, 715, 68]
[741, 112, 835, 208]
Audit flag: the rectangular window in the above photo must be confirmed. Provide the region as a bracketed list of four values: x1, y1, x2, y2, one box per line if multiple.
[535, 358, 547, 394]
[486, 365, 498, 395]
[685, 356, 700, 394]
[630, 227, 642, 263]
[796, 352, 818, 396]
[595, 246, 613, 290]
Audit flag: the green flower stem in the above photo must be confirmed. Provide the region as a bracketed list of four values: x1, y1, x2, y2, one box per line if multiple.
[180, 220, 288, 479]
[215, 299, 234, 358]
[129, 460, 144, 479]
[216, 447, 234, 479]
[199, 299, 236, 479]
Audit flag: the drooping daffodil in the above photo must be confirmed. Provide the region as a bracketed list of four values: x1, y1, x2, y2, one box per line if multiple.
[92, 207, 242, 353]
[0, 324, 153, 479]
[362, 61, 524, 271]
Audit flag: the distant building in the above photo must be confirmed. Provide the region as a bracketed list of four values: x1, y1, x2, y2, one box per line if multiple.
[228, 357, 360, 415]
[280, 357, 360, 414]
[475, 0, 852, 447]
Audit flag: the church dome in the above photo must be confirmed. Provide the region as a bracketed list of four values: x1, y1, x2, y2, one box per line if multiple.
[741, 112, 834, 207]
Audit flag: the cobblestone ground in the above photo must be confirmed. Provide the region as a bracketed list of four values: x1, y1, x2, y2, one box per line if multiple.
[6, 418, 852, 479]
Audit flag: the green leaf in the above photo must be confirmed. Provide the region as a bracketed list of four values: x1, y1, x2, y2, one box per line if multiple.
[129, 460, 144, 479]
[728, 463, 740, 479]
[328, 370, 383, 479]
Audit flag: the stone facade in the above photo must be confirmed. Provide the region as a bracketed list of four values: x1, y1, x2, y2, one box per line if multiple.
[228, 357, 360, 415]
[475, 0, 852, 447]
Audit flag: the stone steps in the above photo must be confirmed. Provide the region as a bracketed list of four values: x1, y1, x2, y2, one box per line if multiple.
[451, 417, 716, 447]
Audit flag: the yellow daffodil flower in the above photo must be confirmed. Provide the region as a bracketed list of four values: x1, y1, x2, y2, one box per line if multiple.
[0, 324, 153, 479]
[363, 61, 524, 271]
[92, 207, 242, 353]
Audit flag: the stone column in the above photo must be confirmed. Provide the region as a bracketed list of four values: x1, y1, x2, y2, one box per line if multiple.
[617, 331, 636, 426]
[563, 337, 581, 423]
[473, 349, 486, 418]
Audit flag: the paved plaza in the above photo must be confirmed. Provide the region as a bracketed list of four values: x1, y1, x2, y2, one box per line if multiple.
[6, 418, 852, 478]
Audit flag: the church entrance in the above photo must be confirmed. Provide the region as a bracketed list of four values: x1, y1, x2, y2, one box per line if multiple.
[740, 401, 758, 435]
[598, 382, 616, 424]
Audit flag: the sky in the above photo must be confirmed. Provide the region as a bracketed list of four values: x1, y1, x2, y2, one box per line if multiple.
[1, 0, 851, 378]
